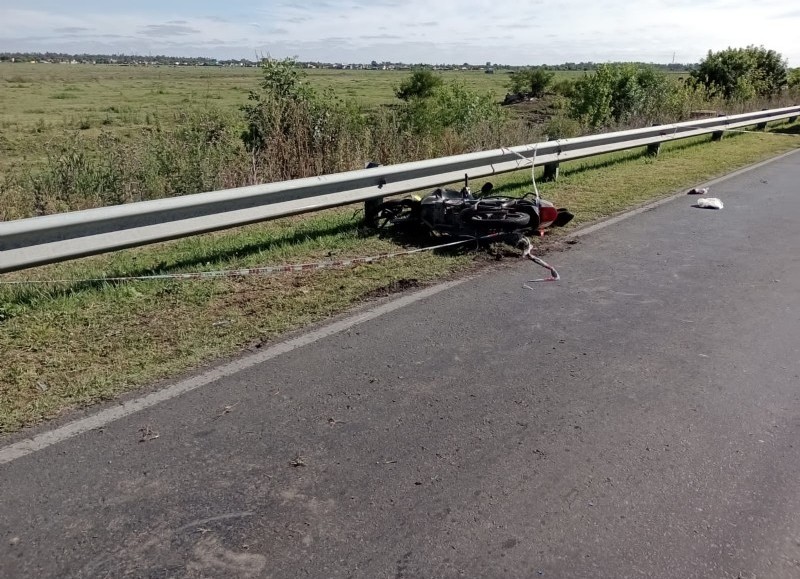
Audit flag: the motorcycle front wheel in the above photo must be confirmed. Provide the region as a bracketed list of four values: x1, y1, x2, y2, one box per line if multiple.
[376, 198, 419, 229]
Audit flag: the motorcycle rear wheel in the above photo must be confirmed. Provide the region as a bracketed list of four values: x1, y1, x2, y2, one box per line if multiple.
[463, 209, 530, 229]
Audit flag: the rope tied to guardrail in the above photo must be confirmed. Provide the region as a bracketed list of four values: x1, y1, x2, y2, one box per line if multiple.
[501, 144, 541, 201]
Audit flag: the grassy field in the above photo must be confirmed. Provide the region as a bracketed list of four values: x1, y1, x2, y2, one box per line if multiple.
[0, 63, 697, 181]
[0, 63, 519, 175]
[2, 124, 798, 433]
[0, 64, 255, 175]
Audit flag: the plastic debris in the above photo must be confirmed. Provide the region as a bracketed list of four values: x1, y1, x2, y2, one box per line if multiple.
[695, 197, 724, 210]
[138, 425, 160, 442]
[687, 187, 709, 195]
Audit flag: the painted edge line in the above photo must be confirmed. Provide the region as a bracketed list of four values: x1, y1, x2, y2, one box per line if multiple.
[2, 146, 798, 465]
[0, 279, 467, 465]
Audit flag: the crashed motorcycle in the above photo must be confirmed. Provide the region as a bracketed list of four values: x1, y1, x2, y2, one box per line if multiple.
[370, 176, 573, 237]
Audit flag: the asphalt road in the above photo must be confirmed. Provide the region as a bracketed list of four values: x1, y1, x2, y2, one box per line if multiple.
[2, 152, 800, 578]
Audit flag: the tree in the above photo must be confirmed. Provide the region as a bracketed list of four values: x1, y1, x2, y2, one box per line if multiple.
[395, 69, 444, 101]
[788, 68, 800, 90]
[690, 46, 788, 101]
[568, 64, 673, 128]
[507, 69, 555, 97]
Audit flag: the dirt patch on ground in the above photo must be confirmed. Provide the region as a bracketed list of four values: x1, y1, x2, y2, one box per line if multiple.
[361, 278, 422, 299]
[503, 94, 561, 125]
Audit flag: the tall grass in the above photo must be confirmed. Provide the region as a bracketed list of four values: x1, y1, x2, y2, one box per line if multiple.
[19, 109, 250, 215]
[4, 60, 797, 219]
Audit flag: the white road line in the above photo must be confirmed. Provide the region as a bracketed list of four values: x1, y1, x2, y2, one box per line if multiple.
[0, 279, 467, 465]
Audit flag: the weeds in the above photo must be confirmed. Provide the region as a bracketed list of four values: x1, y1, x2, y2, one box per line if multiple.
[3, 59, 797, 219]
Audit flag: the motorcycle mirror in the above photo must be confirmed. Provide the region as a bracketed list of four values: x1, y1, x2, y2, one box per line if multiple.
[480, 182, 494, 195]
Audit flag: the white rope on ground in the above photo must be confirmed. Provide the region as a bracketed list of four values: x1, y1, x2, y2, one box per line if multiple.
[519, 236, 560, 288]
[1, 232, 562, 288]
[0, 237, 487, 286]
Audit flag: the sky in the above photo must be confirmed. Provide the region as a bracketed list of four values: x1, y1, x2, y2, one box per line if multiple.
[0, 0, 798, 66]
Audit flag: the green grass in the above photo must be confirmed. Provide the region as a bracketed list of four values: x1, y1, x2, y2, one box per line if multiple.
[1, 123, 798, 433]
[0, 64, 260, 175]
[0, 63, 586, 176]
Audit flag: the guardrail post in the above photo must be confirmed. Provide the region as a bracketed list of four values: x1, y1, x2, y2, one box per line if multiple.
[712, 114, 726, 141]
[542, 162, 559, 182]
[646, 124, 661, 156]
[363, 162, 384, 227]
[364, 198, 382, 227]
[756, 109, 768, 131]
[541, 137, 560, 181]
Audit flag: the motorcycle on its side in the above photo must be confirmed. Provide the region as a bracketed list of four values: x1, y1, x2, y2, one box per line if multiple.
[371, 175, 573, 237]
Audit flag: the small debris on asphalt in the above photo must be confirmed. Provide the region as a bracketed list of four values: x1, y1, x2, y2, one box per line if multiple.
[138, 426, 160, 443]
[9, 537, 20, 546]
[687, 187, 709, 195]
[290, 454, 306, 467]
[694, 197, 724, 210]
[214, 402, 240, 420]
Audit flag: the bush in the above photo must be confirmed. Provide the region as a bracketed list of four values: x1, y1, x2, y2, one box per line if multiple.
[399, 81, 507, 135]
[568, 64, 675, 128]
[0, 177, 34, 221]
[137, 109, 248, 198]
[28, 134, 127, 213]
[551, 78, 576, 98]
[508, 69, 555, 98]
[242, 58, 370, 181]
[690, 46, 788, 101]
[788, 68, 800, 90]
[394, 69, 443, 101]
[543, 115, 582, 139]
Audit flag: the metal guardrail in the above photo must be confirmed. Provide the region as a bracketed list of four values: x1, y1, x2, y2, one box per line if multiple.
[1, 105, 799, 273]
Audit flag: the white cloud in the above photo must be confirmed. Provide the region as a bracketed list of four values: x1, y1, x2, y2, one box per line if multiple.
[1, 1, 798, 64]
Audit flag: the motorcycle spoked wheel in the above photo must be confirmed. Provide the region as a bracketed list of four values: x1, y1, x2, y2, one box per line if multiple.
[462, 208, 531, 231]
[375, 199, 419, 229]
